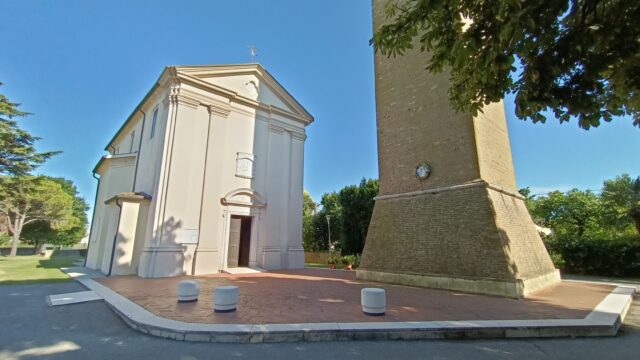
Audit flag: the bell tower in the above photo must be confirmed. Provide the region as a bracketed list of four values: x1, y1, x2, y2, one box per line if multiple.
[357, 0, 560, 298]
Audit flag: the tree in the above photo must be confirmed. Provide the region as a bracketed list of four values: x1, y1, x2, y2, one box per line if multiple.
[302, 191, 318, 251]
[372, 0, 640, 129]
[0, 176, 75, 256]
[303, 180, 380, 254]
[0, 84, 58, 176]
[303, 190, 317, 217]
[309, 192, 343, 252]
[601, 174, 640, 236]
[530, 189, 603, 239]
[339, 178, 379, 255]
[21, 177, 89, 251]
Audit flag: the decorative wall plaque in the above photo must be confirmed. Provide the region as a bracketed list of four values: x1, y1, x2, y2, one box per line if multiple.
[236, 153, 255, 179]
[181, 229, 199, 244]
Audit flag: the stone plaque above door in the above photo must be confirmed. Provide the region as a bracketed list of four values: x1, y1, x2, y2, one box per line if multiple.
[236, 153, 255, 179]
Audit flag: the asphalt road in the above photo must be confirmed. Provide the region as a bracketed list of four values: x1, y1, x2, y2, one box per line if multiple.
[0, 281, 638, 360]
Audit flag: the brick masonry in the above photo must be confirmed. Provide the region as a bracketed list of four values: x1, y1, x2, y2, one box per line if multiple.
[359, 0, 559, 297]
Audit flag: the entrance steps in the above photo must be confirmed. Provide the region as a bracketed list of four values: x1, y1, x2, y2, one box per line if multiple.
[222, 267, 265, 275]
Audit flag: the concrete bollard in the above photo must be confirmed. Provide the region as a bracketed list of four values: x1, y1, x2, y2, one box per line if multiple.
[177, 280, 200, 303]
[214, 285, 239, 313]
[361, 288, 386, 316]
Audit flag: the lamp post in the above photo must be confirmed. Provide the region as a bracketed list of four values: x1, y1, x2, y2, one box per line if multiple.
[326, 215, 332, 255]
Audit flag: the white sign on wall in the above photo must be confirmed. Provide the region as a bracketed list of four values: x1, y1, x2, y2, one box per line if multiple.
[181, 229, 199, 244]
[236, 153, 255, 179]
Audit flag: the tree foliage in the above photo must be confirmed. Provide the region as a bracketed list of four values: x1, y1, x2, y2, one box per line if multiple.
[373, 0, 640, 129]
[21, 177, 89, 250]
[338, 179, 379, 255]
[529, 189, 604, 238]
[310, 192, 343, 252]
[601, 174, 640, 235]
[0, 84, 58, 176]
[523, 174, 640, 276]
[303, 179, 379, 255]
[302, 190, 318, 251]
[0, 176, 75, 256]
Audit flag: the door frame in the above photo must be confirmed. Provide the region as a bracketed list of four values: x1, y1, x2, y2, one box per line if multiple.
[219, 188, 266, 271]
[221, 207, 260, 270]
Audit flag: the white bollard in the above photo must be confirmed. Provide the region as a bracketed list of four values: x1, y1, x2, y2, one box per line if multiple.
[177, 280, 200, 303]
[214, 285, 239, 312]
[361, 288, 386, 316]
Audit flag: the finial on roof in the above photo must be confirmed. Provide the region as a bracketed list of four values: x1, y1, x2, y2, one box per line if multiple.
[247, 46, 258, 63]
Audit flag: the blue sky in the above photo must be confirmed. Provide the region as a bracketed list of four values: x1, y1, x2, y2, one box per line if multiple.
[1, 0, 638, 213]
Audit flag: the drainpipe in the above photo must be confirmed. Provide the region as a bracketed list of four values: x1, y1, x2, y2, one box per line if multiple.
[83, 172, 101, 267]
[131, 109, 146, 192]
[107, 198, 123, 276]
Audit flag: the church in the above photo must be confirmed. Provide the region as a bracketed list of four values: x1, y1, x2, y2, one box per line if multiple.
[85, 64, 313, 278]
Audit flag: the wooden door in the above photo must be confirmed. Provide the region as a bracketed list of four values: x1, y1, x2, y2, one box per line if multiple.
[227, 216, 241, 268]
[238, 217, 252, 267]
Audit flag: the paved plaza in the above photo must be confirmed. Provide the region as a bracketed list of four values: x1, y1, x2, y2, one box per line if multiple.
[0, 281, 638, 360]
[97, 269, 613, 325]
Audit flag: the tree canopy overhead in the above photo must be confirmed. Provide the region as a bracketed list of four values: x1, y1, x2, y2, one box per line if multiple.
[372, 0, 640, 129]
[0, 83, 58, 176]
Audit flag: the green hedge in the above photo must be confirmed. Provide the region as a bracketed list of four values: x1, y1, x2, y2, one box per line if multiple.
[547, 236, 640, 277]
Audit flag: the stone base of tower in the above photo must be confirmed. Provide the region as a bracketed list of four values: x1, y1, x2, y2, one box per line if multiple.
[357, 180, 561, 299]
[357, 269, 560, 299]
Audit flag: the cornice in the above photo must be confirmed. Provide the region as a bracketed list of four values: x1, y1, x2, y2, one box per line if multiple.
[175, 94, 200, 109]
[174, 63, 313, 122]
[175, 71, 312, 125]
[268, 123, 285, 134]
[267, 123, 306, 140]
[208, 101, 231, 118]
[290, 131, 307, 141]
[374, 180, 525, 201]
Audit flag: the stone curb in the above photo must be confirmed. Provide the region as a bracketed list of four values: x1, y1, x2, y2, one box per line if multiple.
[62, 268, 636, 343]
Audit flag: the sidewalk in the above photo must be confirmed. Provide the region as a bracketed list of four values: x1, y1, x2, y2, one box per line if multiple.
[62, 267, 636, 343]
[98, 269, 612, 324]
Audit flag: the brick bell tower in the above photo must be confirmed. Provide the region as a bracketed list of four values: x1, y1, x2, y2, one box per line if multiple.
[357, 0, 561, 298]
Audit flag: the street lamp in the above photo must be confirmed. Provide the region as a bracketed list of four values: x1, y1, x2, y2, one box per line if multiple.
[326, 215, 332, 254]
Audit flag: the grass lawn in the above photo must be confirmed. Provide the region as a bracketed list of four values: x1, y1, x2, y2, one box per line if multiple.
[305, 262, 330, 269]
[305, 262, 350, 270]
[0, 255, 81, 285]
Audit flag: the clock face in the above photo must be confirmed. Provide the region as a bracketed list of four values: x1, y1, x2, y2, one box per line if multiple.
[415, 163, 432, 180]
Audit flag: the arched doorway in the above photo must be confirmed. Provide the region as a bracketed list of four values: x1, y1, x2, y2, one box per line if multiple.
[220, 188, 266, 270]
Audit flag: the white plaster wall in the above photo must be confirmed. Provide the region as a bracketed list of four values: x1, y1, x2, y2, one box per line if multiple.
[92, 67, 310, 278]
[287, 137, 305, 268]
[112, 119, 143, 155]
[130, 203, 149, 273]
[157, 101, 209, 244]
[86, 156, 136, 272]
[134, 97, 170, 195]
[262, 127, 288, 269]
[195, 101, 258, 274]
[111, 201, 140, 275]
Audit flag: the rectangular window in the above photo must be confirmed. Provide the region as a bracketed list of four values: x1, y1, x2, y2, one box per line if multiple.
[150, 108, 158, 139]
[129, 131, 135, 153]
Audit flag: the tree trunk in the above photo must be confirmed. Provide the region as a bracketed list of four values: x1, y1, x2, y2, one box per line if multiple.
[10, 230, 19, 257]
[9, 215, 24, 257]
[34, 240, 43, 255]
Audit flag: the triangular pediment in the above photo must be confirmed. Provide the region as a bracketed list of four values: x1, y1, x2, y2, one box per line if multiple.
[174, 64, 312, 122]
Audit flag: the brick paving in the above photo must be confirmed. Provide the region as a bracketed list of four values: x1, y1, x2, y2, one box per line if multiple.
[97, 269, 613, 325]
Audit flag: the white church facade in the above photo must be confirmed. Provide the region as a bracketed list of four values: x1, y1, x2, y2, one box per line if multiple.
[85, 64, 312, 277]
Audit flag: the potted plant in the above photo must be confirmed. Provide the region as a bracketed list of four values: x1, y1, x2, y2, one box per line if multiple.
[351, 254, 361, 270]
[342, 256, 351, 270]
[327, 256, 338, 269]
